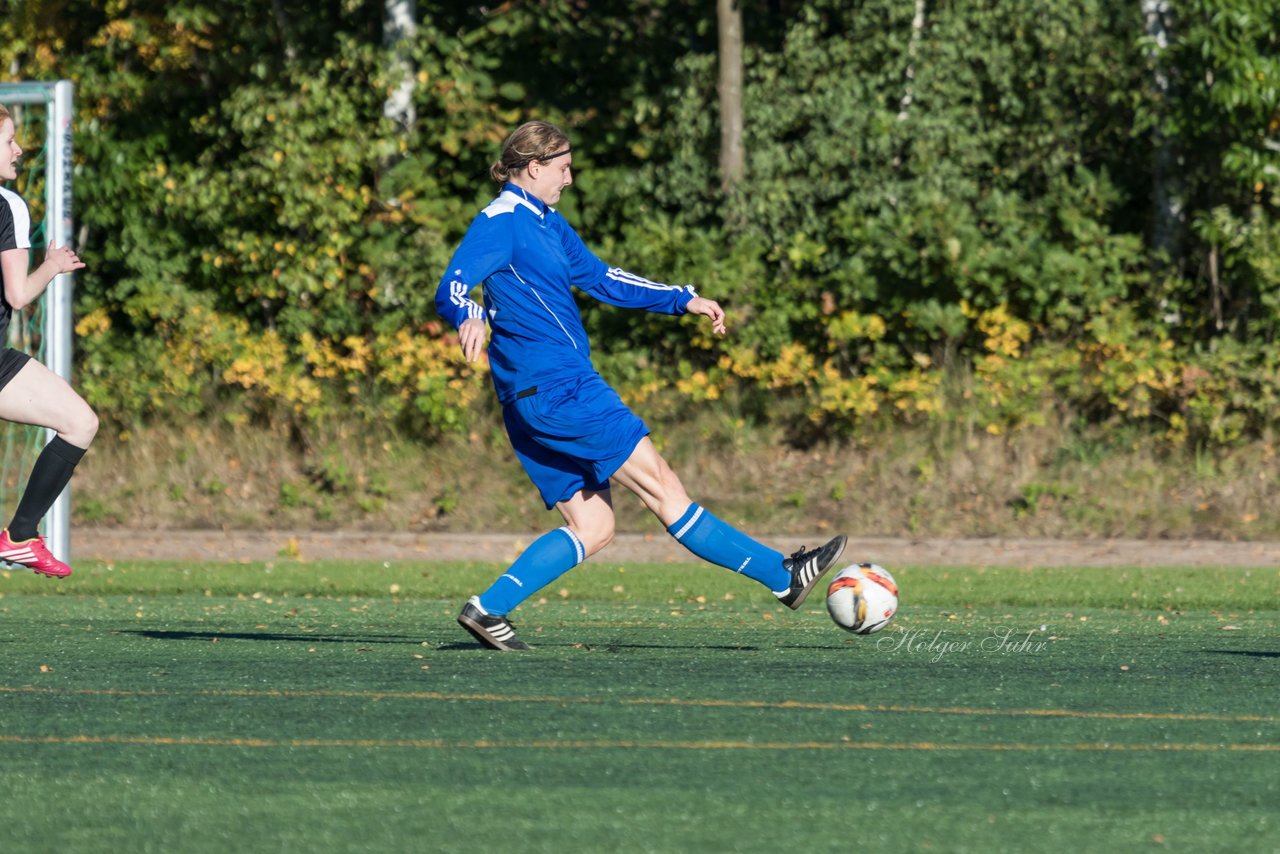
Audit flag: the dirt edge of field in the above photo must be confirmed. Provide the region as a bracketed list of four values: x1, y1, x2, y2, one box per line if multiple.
[70, 528, 1280, 568]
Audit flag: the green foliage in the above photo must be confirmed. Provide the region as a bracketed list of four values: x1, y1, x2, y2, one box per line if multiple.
[0, 0, 1277, 449]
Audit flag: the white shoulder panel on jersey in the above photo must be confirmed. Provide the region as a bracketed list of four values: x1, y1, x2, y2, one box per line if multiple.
[0, 186, 32, 251]
[481, 189, 543, 219]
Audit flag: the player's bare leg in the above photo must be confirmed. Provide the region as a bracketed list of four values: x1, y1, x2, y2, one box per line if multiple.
[0, 359, 97, 577]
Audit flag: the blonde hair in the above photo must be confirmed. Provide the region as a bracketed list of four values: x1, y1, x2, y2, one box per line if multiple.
[0, 104, 9, 124]
[489, 121, 571, 185]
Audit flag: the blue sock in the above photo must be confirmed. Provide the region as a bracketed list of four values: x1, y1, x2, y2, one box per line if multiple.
[478, 527, 586, 615]
[666, 503, 789, 592]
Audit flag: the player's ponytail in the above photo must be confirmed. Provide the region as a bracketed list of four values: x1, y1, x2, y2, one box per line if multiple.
[491, 121, 571, 186]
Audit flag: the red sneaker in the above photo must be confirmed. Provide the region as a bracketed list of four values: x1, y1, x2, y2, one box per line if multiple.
[0, 529, 71, 578]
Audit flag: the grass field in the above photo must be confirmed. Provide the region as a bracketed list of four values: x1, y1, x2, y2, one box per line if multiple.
[1, 559, 1277, 853]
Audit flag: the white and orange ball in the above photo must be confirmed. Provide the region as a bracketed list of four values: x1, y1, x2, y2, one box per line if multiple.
[826, 563, 899, 634]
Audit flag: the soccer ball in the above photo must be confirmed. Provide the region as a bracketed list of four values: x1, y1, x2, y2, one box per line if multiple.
[826, 563, 899, 634]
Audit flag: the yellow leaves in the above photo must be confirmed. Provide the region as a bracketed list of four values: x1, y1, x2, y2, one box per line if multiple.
[93, 19, 137, 45]
[674, 371, 721, 402]
[976, 304, 1031, 357]
[816, 371, 881, 421]
[826, 310, 887, 344]
[755, 343, 818, 390]
[90, 15, 212, 71]
[75, 308, 112, 338]
[302, 334, 374, 378]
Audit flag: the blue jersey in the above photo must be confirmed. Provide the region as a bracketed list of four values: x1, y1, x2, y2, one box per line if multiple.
[435, 184, 697, 404]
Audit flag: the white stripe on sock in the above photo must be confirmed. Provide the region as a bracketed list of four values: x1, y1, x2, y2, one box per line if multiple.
[559, 527, 586, 563]
[672, 505, 704, 540]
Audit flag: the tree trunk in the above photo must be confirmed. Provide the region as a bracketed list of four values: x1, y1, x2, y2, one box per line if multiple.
[271, 0, 298, 62]
[383, 0, 417, 132]
[888, 0, 927, 204]
[1143, 0, 1183, 269]
[717, 0, 744, 192]
[897, 0, 926, 122]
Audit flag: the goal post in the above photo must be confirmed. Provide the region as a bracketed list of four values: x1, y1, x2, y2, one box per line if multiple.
[0, 80, 75, 562]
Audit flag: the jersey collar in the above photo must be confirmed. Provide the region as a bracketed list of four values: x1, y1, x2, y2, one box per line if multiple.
[503, 183, 553, 217]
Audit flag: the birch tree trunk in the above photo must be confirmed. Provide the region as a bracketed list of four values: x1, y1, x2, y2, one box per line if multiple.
[897, 0, 927, 122]
[889, 0, 927, 202]
[383, 0, 417, 132]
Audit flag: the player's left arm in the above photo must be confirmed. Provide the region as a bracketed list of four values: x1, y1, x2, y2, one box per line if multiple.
[684, 295, 727, 336]
[561, 221, 709, 319]
[0, 244, 84, 311]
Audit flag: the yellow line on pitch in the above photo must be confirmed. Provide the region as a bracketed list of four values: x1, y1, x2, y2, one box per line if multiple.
[0, 734, 1276, 752]
[1, 685, 1275, 725]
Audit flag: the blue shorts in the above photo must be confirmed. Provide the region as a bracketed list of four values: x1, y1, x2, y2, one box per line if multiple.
[502, 373, 650, 509]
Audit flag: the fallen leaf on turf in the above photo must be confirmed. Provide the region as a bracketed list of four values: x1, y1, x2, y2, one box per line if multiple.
[39, 664, 52, 673]
[1221, 625, 1241, 630]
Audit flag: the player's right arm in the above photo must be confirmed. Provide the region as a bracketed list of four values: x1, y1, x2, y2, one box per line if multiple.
[435, 214, 512, 363]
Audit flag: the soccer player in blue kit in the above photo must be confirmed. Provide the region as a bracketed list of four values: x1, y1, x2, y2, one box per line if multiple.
[436, 121, 847, 650]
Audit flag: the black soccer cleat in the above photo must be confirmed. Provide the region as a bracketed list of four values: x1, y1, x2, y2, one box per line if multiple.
[775, 535, 848, 610]
[457, 597, 532, 651]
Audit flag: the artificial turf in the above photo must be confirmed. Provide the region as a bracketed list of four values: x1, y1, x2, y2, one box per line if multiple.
[1, 561, 1277, 852]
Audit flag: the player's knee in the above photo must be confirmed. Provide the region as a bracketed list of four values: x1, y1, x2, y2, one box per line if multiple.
[577, 516, 615, 557]
[63, 405, 99, 449]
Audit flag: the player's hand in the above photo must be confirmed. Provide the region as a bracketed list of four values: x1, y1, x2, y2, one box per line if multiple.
[458, 317, 488, 362]
[45, 244, 86, 274]
[686, 296, 727, 336]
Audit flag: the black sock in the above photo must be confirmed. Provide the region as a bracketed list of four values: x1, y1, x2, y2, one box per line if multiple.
[8, 437, 87, 541]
